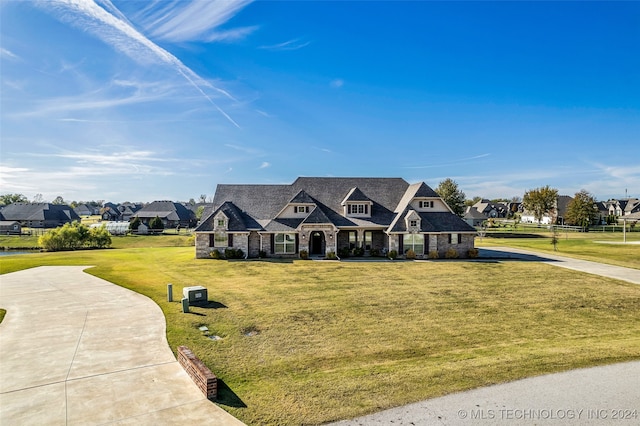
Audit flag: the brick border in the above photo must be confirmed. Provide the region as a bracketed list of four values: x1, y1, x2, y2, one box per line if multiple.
[177, 346, 217, 400]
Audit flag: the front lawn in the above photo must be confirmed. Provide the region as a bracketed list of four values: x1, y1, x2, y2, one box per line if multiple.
[1, 248, 639, 425]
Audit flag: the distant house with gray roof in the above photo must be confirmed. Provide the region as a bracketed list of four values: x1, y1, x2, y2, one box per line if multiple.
[0, 203, 80, 228]
[132, 201, 196, 228]
[195, 177, 476, 259]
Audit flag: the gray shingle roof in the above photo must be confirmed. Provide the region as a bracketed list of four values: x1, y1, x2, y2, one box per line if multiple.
[0, 203, 80, 223]
[133, 201, 194, 221]
[198, 177, 475, 234]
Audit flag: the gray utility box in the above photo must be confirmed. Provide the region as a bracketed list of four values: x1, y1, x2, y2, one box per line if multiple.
[183, 286, 208, 304]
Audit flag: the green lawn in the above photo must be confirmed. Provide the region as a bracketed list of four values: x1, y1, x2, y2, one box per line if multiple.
[1, 247, 639, 425]
[478, 230, 640, 269]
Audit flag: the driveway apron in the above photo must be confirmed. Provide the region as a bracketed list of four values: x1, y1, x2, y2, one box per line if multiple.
[0, 266, 244, 425]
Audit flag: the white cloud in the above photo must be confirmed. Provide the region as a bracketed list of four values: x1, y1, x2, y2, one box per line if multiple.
[0, 47, 20, 61]
[259, 38, 311, 51]
[37, 0, 241, 127]
[132, 0, 255, 43]
[259, 162, 270, 169]
[330, 79, 344, 88]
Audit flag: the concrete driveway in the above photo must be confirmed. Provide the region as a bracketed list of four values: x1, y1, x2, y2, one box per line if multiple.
[0, 266, 244, 425]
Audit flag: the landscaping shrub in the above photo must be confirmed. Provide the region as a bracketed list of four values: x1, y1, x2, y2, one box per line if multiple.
[326, 251, 337, 260]
[405, 249, 416, 259]
[428, 250, 439, 259]
[369, 248, 380, 257]
[299, 250, 309, 260]
[209, 249, 222, 259]
[338, 247, 350, 258]
[38, 222, 111, 251]
[259, 250, 267, 259]
[225, 248, 244, 259]
[352, 247, 364, 257]
[388, 249, 398, 260]
[467, 248, 479, 258]
[445, 248, 459, 259]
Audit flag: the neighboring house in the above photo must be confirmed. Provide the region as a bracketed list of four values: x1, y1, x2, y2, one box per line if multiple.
[132, 201, 196, 228]
[463, 199, 508, 226]
[0, 203, 80, 228]
[520, 195, 573, 225]
[606, 198, 640, 217]
[463, 206, 488, 227]
[0, 220, 22, 235]
[73, 204, 100, 216]
[594, 201, 610, 225]
[195, 177, 477, 259]
[101, 203, 141, 221]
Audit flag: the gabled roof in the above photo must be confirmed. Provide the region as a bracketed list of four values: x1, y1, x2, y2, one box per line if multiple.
[341, 187, 371, 204]
[200, 177, 475, 234]
[0, 203, 80, 222]
[301, 205, 333, 224]
[133, 201, 194, 221]
[289, 190, 315, 204]
[195, 201, 261, 232]
[390, 211, 477, 233]
[394, 182, 440, 214]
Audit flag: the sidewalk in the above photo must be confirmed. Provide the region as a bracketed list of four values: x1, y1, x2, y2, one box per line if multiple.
[0, 266, 244, 425]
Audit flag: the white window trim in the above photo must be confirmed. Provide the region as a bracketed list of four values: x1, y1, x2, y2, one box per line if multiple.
[275, 233, 296, 254]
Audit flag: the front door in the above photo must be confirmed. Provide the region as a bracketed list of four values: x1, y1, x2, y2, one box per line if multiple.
[310, 231, 325, 255]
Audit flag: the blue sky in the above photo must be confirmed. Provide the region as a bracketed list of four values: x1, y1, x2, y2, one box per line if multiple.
[1, 1, 638, 204]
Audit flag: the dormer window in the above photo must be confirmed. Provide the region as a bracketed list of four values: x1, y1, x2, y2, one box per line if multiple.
[214, 214, 228, 231]
[405, 210, 421, 232]
[419, 200, 434, 209]
[294, 205, 310, 214]
[409, 220, 418, 227]
[347, 203, 369, 215]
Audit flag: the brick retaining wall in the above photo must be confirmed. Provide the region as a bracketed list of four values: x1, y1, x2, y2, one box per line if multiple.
[177, 346, 217, 400]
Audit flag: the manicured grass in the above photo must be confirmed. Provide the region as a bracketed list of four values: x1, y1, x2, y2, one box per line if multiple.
[0, 233, 194, 250]
[1, 248, 639, 425]
[478, 231, 640, 269]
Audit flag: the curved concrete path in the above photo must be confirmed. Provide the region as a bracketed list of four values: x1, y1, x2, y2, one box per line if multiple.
[331, 247, 640, 425]
[0, 266, 244, 425]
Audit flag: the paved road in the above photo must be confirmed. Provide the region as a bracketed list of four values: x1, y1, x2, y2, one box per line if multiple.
[331, 246, 640, 425]
[0, 266, 244, 425]
[330, 361, 640, 425]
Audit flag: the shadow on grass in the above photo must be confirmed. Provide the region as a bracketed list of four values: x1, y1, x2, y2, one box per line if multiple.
[478, 248, 558, 262]
[194, 300, 228, 309]
[214, 379, 247, 408]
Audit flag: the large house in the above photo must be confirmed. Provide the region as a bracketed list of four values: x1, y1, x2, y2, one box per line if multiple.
[195, 177, 477, 259]
[0, 203, 80, 228]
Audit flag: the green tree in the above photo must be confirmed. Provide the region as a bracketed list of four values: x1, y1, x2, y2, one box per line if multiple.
[0, 193, 28, 206]
[435, 178, 466, 217]
[565, 190, 599, 230]
[129, 217, 141, 231]
[149, 216, 164, 230]
[522, 185, 558, 224]
[196, 205, 206, 220]
[52, 195, 66, 205]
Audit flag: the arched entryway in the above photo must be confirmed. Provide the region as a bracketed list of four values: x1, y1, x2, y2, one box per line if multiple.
[310, 231, 325, 255]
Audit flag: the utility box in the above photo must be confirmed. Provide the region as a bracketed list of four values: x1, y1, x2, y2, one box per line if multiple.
[183, 286, 208, 305]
